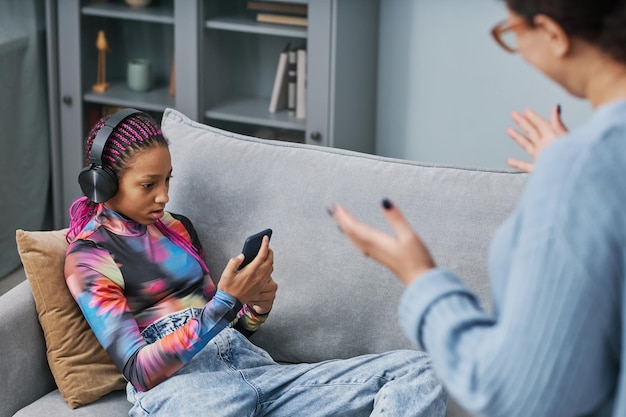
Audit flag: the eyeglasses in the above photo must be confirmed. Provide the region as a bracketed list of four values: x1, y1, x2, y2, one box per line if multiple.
[491, 19, 527, 53]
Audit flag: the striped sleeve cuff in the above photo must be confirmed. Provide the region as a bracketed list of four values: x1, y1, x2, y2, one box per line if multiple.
[398, 268, 479, 350]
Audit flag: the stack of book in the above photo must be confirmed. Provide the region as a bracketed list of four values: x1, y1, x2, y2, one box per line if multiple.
[268, 43, 307, 119]
[247, 1, 308, 27]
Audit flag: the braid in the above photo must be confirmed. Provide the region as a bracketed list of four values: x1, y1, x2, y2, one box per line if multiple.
[83, 117, 107, 165]
[66, 196, 98, 242]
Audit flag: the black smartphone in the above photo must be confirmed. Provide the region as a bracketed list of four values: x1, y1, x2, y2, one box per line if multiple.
[238, 228, 273, 270]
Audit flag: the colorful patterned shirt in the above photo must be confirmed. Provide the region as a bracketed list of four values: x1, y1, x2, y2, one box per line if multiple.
[65, 206, 266, 392]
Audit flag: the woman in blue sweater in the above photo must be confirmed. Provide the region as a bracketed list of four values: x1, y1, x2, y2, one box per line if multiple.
[331, 1, 625, 416]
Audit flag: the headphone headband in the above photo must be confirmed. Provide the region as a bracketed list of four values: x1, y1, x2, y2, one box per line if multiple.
[89, 108, 146, 166]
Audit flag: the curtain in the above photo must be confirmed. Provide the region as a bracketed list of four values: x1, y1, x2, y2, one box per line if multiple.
[0, 0, 51, 278]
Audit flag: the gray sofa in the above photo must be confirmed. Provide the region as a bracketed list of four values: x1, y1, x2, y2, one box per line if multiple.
[0, 108, 526, 417]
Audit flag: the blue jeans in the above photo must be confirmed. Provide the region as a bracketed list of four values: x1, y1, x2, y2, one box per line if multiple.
[127, 309, 447, 417]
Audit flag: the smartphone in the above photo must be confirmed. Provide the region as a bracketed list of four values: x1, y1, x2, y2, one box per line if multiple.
[238, 228, 273, 270]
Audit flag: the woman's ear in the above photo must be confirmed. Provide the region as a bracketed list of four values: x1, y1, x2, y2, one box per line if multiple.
[534, 14, 570, 58]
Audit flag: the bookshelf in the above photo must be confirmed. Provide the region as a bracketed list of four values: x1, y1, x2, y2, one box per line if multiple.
[48, 0, 379, 227]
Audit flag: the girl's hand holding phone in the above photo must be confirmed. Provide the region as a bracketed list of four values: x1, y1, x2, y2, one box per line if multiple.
[218, 235, 275, 306]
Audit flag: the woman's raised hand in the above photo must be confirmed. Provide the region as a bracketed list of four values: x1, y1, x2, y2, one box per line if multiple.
[506, 104, 568, 172]
[218, 236, 276, 310]
[329, 200, 435, 286]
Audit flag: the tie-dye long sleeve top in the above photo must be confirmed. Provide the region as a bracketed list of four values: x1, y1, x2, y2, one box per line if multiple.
[65, 206, 266, 392]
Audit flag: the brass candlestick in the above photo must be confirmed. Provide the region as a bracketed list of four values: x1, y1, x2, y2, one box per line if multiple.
[93, 30, 111, 93]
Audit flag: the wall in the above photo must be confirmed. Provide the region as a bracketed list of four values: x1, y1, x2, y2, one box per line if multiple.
[376, 0, 593, 169]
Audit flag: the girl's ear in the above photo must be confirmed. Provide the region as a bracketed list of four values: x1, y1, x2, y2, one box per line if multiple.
[534, 14, 570, 58]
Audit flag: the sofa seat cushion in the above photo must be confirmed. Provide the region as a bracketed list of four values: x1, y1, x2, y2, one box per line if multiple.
[13, 390, 130, 417]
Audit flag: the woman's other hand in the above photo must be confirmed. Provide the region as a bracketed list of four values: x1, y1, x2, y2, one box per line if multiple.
[218, 236, 275, 306]
[506, 104, 568, 172]
[329, 199, 435, 286]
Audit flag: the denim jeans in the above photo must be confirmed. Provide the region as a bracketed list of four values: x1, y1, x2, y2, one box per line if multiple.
[127, 309, 447, 417]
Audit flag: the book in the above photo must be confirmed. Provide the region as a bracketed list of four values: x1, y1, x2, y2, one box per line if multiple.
[268, 43, 290, 113]
[287, 49, 297, 111]
[296, 48, 307, 119]
[247, 1, 307, 16]
[257, 13, 308, 27]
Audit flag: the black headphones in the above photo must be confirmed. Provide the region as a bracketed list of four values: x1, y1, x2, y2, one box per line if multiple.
[78, 108, 147, 203]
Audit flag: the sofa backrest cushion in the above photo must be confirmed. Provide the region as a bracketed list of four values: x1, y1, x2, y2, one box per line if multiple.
[162, 108, 527, 364]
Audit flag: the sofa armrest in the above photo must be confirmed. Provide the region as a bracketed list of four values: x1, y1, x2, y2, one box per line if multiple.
[0, 280, 55, 417]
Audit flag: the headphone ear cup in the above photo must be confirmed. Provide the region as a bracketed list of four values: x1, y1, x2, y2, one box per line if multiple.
[78, 165, 118, 203]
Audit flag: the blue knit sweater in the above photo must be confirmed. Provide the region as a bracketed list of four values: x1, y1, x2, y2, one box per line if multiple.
[399, 100, 625, 417]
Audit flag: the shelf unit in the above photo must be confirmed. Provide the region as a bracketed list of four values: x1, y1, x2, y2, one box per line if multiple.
[49, 0, 379, 227]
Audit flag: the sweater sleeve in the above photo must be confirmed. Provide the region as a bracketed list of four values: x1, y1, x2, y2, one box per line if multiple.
[65, 242, 242, 392]
[400, 241, 618, 416]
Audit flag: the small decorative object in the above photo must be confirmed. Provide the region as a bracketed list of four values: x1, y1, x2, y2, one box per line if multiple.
[124, 0, 152, 8]
[127, 59, 152, 92]
[92, 30, 111, 93]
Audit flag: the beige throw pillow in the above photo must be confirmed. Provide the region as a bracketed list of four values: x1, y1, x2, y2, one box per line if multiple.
[15, 229, 126, 409]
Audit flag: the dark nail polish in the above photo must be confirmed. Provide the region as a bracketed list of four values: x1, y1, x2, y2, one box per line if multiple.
[382, 198, 393, 210]
[326, 205, 336, 216]
[557, 104, 562, 115]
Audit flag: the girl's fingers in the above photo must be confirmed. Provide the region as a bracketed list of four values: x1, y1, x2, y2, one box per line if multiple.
[225, 254, 245, 274]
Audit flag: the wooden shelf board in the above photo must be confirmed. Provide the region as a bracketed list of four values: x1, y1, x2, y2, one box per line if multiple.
[205, 97, 306, 131]
[205, 17, 307, 38]
[82, 3, 174, 24]
[83, 82, 175, 112]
